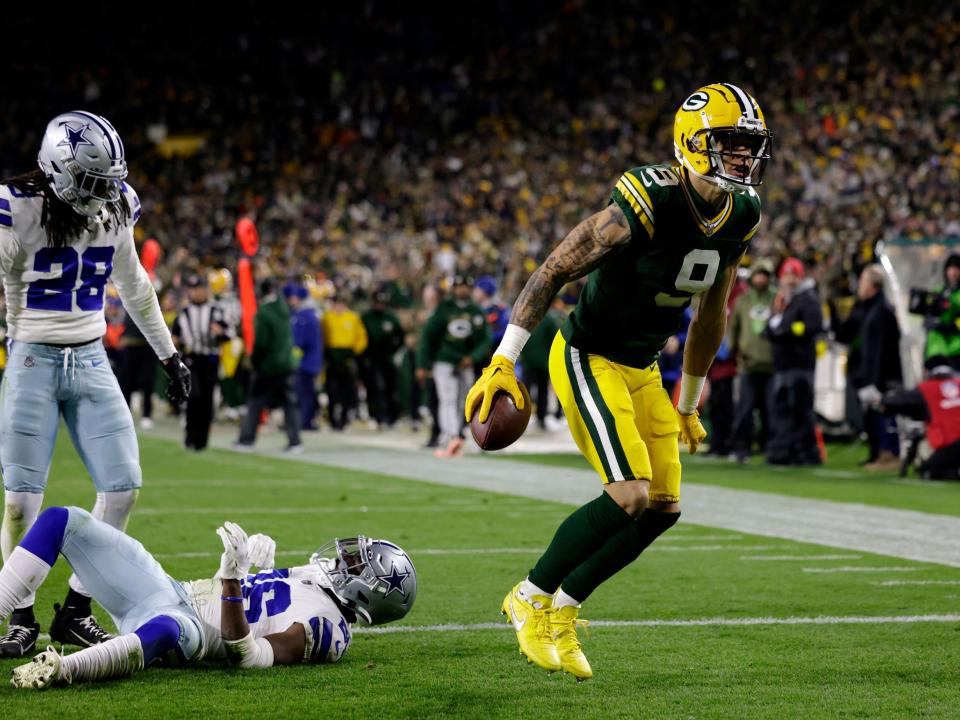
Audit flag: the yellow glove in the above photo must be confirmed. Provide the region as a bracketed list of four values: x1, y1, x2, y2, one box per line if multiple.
[677, 410, 707, 454]
[464, 356, 525, 423]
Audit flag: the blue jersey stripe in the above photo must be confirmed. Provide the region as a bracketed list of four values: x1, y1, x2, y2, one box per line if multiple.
[0, 214, 12, 227]
[317, 618, 333, 661]
[0, 198, 10, 211]
[308, 617, 321, 660]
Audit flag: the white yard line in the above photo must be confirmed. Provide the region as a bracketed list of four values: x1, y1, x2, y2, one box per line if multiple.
[656, 544, 793, 553]
[658, 534, 745, 542]
[356, 613, 960, 635]
[154, 545, 791, 560]
[802, 566, 921, 573]
[740, 554, 862, 561]
[136, 505, 558, 515]
[147, 422, 960, 568]
[872, 580, 960, 587]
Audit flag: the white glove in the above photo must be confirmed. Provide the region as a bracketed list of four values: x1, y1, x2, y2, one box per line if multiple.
[216, 521, 250, 580]
[857, 384, 883, 408]
[247, 533, 276, 571]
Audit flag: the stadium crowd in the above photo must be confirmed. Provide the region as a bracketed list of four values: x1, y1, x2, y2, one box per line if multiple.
[2, 1, 957, 301]
[0, 1, 957, 471]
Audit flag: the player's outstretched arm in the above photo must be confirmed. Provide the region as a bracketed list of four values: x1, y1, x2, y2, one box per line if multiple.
[465, 205, 631, 423]
[217, 523, 305, 667]
[676, 265, 739, 452]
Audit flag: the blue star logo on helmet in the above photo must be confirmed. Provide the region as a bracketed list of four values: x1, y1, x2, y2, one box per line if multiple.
[377, 562, 409, 598]
[57, 122, 95, 158]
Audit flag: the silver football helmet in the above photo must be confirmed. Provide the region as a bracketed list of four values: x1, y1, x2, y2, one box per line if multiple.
[37, 110, 127, 221]
[310, 536, 416, 625]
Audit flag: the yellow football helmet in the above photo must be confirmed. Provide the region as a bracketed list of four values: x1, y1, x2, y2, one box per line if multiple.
[674, 83, 772, 192]
[208, 267, 233, 296]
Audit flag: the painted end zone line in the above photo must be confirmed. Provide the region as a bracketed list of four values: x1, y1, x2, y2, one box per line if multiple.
[357, 614, 960, 635]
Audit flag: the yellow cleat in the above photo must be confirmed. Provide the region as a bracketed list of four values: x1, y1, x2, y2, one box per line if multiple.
[552, 605, 593, 680]
[500, 583, 561, 672]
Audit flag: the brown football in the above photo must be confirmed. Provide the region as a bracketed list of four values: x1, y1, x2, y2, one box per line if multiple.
[470, 383, 533, 451]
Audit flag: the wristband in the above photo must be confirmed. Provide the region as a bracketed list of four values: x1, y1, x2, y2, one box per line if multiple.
[493, 324, 531, 364]
[221, 596, 244, 602]
[677, 372, 706, 415]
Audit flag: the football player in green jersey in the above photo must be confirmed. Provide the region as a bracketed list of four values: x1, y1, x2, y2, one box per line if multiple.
[465, 83, 772, 679]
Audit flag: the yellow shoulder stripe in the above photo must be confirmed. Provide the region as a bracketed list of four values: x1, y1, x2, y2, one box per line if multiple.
[615, 179, 654, 238]
[623, 172, 657, 222]
[744, 216, 762, 242]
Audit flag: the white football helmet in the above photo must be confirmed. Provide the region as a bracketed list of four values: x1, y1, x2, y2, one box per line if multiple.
[37, 110, 128, 221]
[309, 537, 417, 625]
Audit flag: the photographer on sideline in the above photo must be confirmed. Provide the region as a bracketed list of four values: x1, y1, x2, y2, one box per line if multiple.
[922, 254, 960, 371]
[882, 363, 960, 480]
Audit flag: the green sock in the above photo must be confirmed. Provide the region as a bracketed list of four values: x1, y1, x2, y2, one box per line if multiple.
[561, 509, 680, 602]
[527, 492, 632, 594]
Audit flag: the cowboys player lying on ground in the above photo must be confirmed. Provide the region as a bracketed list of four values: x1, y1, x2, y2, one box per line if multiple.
[0, 507, 416, 688]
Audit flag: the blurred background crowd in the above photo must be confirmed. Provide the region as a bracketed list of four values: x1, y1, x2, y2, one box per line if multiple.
[0, 0, 958, 474]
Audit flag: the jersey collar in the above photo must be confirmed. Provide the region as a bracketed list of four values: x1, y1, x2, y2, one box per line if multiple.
[679, 168, 734, 237]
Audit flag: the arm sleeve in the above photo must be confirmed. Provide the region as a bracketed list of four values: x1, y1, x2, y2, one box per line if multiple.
[353, 316, 369, 356]
[728, 301, 743, 356]
[111, 227, 176, 360]
[803, 295, 824, 336]
[251, 311, 270, 367]
[859, 312, 886, 386]
[212, 304, 234, 341]
[470, 313, 492, 364]
[417, 314, 441, 369]
[301, 613, 351, 663]
[882, 389, 928, 420]
[390, 314, 406, 353]
[0, 230, 20, 283]
[832, 304, 861, 344]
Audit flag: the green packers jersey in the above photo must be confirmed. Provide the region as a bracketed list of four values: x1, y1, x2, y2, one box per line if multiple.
[561, 164, 761, 368]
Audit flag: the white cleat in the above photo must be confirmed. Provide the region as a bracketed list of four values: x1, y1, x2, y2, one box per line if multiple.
[10, 646, 67, 690]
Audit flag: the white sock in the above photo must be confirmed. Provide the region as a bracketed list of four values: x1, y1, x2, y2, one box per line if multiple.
[0, 547, 51, 622]
[554, 588, 582, 609]
[60, 633, 144, 684]
[518, 578, 552, 605]
[70, 489, 139, 596]
[2, 492, 45, 609]
[91, 490, 139, 531]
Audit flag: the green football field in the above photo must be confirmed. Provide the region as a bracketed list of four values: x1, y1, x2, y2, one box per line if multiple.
[1, 432, 959, 719]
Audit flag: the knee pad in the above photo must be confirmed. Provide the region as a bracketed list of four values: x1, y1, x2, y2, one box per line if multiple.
[134, 615, 182, 667]
[93, 489, 139, 532]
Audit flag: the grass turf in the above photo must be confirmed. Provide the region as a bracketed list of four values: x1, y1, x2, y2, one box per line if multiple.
[500, 442, 960, 517]
[0, 434, 958, 719]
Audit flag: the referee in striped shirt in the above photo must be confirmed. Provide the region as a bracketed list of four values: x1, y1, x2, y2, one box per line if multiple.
[171, 274, 232, 450]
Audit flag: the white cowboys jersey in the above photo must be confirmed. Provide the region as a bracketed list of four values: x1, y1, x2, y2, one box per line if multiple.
[182, 566, 353, 664]
[0, 182, 174, 357]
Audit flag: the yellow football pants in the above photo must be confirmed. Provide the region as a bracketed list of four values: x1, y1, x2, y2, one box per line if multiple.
[548, 331, 681, 503]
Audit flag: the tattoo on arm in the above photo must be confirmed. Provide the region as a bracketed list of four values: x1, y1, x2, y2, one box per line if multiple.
[511, 206, 631, 330]
[596, 205, 628, 236]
